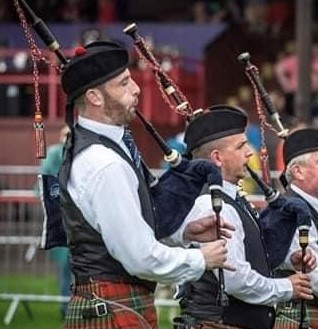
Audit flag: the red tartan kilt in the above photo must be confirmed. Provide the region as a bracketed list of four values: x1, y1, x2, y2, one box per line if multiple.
[64, 280, 158, 329]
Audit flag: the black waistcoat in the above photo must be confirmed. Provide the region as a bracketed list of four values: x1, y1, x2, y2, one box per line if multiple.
[59, 125, 156, 292]
[180, 191, 275, 329]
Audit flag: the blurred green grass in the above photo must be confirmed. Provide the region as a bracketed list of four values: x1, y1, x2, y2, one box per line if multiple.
[0, 275, 175, 329]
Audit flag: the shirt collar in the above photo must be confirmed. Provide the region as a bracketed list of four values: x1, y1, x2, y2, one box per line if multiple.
[223, 180, 237, 199]
[291, 184, 318, 213]
[78, 116, 125, 144]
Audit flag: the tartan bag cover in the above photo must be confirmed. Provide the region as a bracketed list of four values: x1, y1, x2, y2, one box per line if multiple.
[64, 281, 157, 329]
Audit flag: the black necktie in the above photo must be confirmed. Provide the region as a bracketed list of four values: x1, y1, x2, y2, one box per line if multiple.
[123, 128, 142, 170]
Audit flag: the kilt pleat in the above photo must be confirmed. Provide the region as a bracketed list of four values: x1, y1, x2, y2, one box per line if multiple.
[64, 281, 157, 329]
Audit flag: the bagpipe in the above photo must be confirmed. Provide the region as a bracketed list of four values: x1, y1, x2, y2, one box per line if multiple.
[237, 52, 312, 329]
[13, 0, 223, 247]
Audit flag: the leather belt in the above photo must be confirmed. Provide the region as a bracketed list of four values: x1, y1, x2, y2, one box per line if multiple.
[73, 290, 109, 319]
[82, 302, 108, 319]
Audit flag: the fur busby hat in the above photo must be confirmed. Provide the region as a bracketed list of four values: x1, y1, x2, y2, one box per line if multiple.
[184, 104, 248, 154]
[283, 128, 318, 166]
[61, 41, 129, 102]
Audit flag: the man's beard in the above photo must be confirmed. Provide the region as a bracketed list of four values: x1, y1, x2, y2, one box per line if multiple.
[102, 92, 134, 125]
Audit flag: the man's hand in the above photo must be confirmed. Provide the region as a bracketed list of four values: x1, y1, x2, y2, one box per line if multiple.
[290, 248, 317, 272]
[200, 239, 236, 271]
[183, 215, 235, 243]
[288, 273, 313, 300]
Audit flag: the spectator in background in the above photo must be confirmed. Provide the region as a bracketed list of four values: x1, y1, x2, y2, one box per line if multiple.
[70, 27, 104, 50]
[191, 0, 211, 24]
[80, 28, 102, 46]
[274, 42, 318, 117]
[98, 0, 117, 23]
[0, 2, 12, 21]
[39, 126, 72, 319]
[114, 0, 129, 21]
[191, 0, 243, 25]
[207, 0, 230, 24]
[58, 0, 96, 23]
[244, 0, 268, 32]
[33, 0, 60, 21]
[208, 0, 245, 24]
[266, 0, 294, 36]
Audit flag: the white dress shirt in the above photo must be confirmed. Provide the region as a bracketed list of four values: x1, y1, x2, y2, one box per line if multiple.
[172, 180, 293, 306]
[282, 184, 318, 296]
[67, 116, 205, 285]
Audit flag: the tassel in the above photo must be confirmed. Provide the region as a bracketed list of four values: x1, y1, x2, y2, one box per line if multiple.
[34, 111, 46, 159]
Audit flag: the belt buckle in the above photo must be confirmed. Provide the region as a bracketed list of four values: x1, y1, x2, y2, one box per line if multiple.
[95, 302, 107, 317]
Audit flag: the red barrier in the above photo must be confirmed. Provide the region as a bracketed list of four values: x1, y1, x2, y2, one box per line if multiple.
[0, 49, 204, 125]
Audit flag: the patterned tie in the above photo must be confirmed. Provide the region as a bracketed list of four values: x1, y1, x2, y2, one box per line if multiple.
[123, 127, 142, 170]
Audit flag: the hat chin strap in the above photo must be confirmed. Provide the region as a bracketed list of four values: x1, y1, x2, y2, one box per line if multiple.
[66, 102, 74, 128]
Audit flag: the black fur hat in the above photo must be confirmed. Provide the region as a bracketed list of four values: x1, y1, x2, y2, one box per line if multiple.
[184, 104, 248, 154]
[61, 41, 129, 102]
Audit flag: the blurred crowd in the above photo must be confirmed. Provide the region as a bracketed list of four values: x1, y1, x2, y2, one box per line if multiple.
[0, 0, 299, 34]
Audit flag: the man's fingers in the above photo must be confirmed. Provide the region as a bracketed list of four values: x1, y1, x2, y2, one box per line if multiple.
[220, 220, 235, 231]
[220, 229, 232, 239]
[221, 263, 236, 272]
[298, 286, 314, 300]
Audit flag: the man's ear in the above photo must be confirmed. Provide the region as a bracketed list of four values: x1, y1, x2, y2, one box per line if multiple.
[85, 88, 104, 106]
[291, 164, 305, 181]
[210, 149, 222, 167]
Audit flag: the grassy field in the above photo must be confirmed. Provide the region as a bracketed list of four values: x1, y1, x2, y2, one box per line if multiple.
[0, 275, 175, 329]
[0, 274, 62, 329]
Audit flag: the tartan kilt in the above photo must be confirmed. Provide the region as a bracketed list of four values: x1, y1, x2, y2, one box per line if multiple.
[64, 280, 157, 329]
[273, 301, 318, 329]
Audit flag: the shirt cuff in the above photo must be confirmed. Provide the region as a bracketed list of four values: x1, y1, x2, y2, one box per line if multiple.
[188, 248, 205, 281]
[274, 278, 294, 302]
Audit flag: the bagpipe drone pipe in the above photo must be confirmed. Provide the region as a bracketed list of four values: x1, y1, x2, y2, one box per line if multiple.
[13, 0, 223, 248]
[238, 52, 313, 329]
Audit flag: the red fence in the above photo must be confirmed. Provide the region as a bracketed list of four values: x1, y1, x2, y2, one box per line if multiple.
[0, 48, 205, 124]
